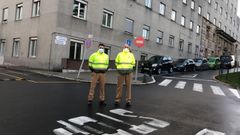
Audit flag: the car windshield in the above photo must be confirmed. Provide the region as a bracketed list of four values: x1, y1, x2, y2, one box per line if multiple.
[148, 56, 163, 63]
[194, 59, 202, 63]
[220, 56, 231, 62]
[208, 58, 216, 62]
[176, 59, 186, 64]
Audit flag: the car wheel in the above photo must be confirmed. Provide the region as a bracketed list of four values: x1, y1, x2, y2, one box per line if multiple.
[169, 67, 173, 73]
[157, 68, 162, 75]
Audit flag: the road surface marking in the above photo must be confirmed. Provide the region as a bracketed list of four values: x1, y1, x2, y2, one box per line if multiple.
[68, 116, 97, 126]
[181, 74, 198, 78]
[130, 124, 157, 135]
[96, 113, 126, 124]
[139, 116, 170, 128]
[174, 81, 186, 89]
[196, 128, 225, 135]
[158, 79, 172, 86]
[193, 83, 203, 92]
[228, 88, 240, 99]
[57, 120, 90, 135]
[53, 128, 73, 135]
[0, 72, 23, 80]
[162, 76, 216, 82]
[211, 86, 226, 96]
[83, 125, 104, 134]
[103, 129, 133, 135]
[110, 109, 138, 118]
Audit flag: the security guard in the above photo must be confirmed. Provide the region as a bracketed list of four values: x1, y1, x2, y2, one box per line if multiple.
[88, 43, 109, 105]
[115, 44, 135, 106]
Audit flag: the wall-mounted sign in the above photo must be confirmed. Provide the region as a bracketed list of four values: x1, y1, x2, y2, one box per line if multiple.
[55, 36, 67, 45]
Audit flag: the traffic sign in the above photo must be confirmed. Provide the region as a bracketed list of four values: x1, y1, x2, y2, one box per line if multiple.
[126, 39, 132, 46]
[84, 39, 92, 48]
[134, 36, 144, 48]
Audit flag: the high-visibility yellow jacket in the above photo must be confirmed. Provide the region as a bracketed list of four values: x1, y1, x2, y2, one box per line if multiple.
[88, 51, 109, 73]
[115, 51, 135, 74]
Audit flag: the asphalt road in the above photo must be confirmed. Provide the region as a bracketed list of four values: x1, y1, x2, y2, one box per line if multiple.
[0, 68, 239, 135]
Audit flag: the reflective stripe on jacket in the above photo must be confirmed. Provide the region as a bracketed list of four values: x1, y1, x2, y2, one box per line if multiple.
[88, 51, 109, 73]
[115, 51, 135, 74]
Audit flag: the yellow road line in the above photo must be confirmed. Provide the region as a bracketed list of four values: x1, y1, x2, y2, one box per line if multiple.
[0, 73, 23, 80]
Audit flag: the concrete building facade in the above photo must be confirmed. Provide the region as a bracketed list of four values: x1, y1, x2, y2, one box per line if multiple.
[0, 0, 239, 70]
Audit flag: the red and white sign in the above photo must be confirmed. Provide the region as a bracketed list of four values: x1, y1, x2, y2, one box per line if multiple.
[134, 36, 144, 48]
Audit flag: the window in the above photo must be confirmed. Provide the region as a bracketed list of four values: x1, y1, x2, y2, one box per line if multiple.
[142, 25, 150, 40]
[13, 38, 20, 57]
[213, 18, 216, 25]
[183, 0, 187, 4]
[159, 3, 165, 15]
[195, 45, 199, 57]
[169, 35, 174, 47]
[140, 53, 148, 61]
[28, 37, 37, 58]
[190, 20, 193, 30]
[206, 13, 210, 20]
[191, 0, 195, 10]
[220, 7, 223, 15]
[196, 25, 200, 34]
[102, 9, 113, 28]
[198, 6, 202, 15]
[145, 0, 152, 8]
[2, 8, 8, 22]
[179, 39, 184, 51]
[32, 0, 40, 17]
[156, 30, 163, 44]
[73, 0, 87, 20]
[171, 10, 176, 21]
[125, 18, 134, 34]
[69, 40, 84, 60]
[215, 2, 218, 10]
[218, 22, 221, 28]
[104, 46, 111, 56]
[208, 0, 211, 4]
[15, 3, 23, 20]
[0, 39, 5, 56]
[187, 43, 192, 53]
[181, 16, 185, 26]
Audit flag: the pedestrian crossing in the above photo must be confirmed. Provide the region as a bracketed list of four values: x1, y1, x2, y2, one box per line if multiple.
[158, 79, 240, 99]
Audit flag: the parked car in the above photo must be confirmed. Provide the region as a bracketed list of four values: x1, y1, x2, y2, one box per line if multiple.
[174, 58, 196, 72]
[220, 55, 233, 69]
[208, 57, 220, 69]
[140, 55, 174, 74]
[194, 58, 209, 70]
[230, 55, 236, 68]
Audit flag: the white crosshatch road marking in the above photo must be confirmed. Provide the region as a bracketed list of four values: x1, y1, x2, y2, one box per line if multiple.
[175, 81, 186, 89]
[53, 108, 170, 135]
[211, 86, 226, 96]
[158, 79, 172, 86]
[228, 88, 240, 99]
[193, 83, 203, 92]
[196, 128, 225, 135]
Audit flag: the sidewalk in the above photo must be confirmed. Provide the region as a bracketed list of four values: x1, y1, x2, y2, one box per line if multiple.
[3, 66, 155, 85]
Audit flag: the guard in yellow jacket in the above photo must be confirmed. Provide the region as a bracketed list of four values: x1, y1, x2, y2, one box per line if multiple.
[88, 43, 109, 105]
[115, 44, 135, 106]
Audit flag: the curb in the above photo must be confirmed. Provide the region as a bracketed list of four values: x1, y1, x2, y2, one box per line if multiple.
[32, 71, 156, 85]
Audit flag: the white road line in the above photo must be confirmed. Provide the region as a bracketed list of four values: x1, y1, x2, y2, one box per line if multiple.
[174, 81, 186, 89]
[229, 88, 240, 99]
[57, 120, 90, 135]
[96, 113, 125, 124]
[158, 79, 172, 86]
[68, 116, 97, 126]
[162, 76, 216, 82]
[53, 128, 73, 135]
[196, 128, 225, 135]
[211, 86, 226, 96]
[193, 83, 203, 92]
